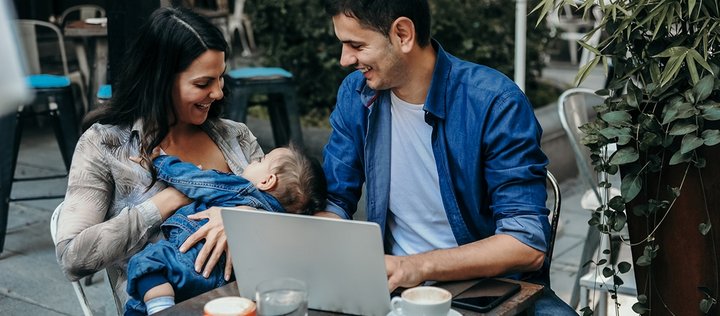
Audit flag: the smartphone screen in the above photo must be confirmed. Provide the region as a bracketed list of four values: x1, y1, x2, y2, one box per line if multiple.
[451, 279, 521, 312]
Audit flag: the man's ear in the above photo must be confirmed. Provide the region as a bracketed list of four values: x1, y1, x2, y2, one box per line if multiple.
[256, 174, 278, 191]
[390, 17, 416, 53]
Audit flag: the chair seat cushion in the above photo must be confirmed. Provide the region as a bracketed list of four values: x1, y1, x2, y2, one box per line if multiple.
[26, 74, 71, 89]
[97, 84, 112, 99]
[227, 67, 293, 80]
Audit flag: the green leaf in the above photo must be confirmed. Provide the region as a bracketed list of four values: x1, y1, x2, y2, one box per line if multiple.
[640, 132, 662, 150]
[580, 306, 593, 316]
[613, 275, 624, 286]
[689, 0, 697, 17]
[702, 129, 720, 146]
[632, 302, 650, 314]
[699, 222, 712, 235]
[700, 104, 720, 121]
[613, 211, 627, 232]
[700, 298, 715, 313]
[622, 173, 642, 202]
[653, 46, 689, 58]
[602, 267, 614, 278]
[601, 111, 632, 126]
[681, 134, 705, 154]
[686, 53, 700, 84]
[669, 122, 698, 135]
[610, 147, 640, 165]
[618, 261, 632, 273]
[688, 48, 714, 74]
[669, 150, 692, 165]
[608, 196, 626, 212]
[693, 74, 715, 102]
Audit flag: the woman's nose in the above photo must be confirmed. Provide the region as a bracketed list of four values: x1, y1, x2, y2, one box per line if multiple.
[210, 78, 224, 100]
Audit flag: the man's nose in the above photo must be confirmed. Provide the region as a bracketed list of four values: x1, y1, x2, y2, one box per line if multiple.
[339, 46, 357, 68]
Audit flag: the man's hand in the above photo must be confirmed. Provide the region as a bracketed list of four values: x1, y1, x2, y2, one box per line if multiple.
[385, 255, 425, 292]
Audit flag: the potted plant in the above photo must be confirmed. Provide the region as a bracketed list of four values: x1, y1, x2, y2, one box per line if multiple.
[535, 1, 719, 315]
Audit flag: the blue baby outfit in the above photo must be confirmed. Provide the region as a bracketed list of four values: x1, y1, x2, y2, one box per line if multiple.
[125, 155, 284, 315]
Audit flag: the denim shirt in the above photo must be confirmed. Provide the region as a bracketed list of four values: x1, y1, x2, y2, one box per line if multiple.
[322, 41, 550, 261]
[154, 155, 285, 224]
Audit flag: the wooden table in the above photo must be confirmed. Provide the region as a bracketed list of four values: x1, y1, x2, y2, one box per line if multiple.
[64, 20, 108, 111]
[157, 278, 543, 316]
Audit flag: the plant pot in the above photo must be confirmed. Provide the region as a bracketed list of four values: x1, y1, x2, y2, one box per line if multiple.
[626, 145, 720, 315]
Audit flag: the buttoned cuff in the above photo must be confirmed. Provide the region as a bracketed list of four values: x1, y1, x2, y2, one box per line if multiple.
[137, 200, 163, 227]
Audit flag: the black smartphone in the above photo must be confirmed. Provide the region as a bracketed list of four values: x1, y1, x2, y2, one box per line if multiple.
[451, 279, 521, 312]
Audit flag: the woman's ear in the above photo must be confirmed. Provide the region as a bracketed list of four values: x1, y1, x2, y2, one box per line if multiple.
[256, 174, 278, 191]
[390, 17, 416, 53]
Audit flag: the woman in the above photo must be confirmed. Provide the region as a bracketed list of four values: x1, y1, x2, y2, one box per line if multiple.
[54, 7, 262, 306]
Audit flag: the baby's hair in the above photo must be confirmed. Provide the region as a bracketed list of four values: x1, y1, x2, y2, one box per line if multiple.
[270, 144, 327, 215]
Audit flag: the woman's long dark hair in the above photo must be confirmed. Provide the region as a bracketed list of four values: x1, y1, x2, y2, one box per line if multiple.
[82, 6, 229, 185]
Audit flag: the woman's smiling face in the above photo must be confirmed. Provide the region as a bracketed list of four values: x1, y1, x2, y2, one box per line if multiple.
[170, 49, 226, 126]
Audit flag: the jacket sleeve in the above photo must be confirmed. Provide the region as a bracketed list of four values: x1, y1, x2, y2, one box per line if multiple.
[482, 89, 550, 253]
[54, 127, 162, 281]
[154, 155, 249, 205]
[322, 77, 366, 219]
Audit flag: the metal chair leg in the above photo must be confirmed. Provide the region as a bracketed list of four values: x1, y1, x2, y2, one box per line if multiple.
[0, 112, 19, 253]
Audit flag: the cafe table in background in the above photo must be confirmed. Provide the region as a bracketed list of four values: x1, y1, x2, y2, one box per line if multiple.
[63, 18, 108, 112]
[157, 278, 543, 316]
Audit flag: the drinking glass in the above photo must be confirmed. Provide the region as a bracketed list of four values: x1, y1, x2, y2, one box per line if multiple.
[255, 277, 308, 316]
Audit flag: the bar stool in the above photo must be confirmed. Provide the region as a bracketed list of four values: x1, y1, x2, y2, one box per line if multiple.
[0, 75, 80, 254]
[224, 67, 303, 147]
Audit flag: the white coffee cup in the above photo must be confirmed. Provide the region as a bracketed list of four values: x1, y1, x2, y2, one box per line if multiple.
[391, 286, 452, 316]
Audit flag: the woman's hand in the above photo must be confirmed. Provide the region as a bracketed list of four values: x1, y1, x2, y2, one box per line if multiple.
[180, 206, 233, 280]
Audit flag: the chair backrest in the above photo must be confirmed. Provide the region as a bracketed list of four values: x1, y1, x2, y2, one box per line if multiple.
[50, 203, 122, 316]
[16, 19, 69, 76]
[557, 87, 607, 204]
[545, 170, 561, 267]
[59, 5, 106, 27]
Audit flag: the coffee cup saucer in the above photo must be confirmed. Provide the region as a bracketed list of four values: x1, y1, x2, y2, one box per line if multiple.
[386, 308, 461, 316]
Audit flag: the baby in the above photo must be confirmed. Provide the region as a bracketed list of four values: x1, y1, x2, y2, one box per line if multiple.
[124, 145, 327, 315]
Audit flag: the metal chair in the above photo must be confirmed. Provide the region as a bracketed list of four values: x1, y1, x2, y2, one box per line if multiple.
[547, 4, 603, 65]
[546, 171, 562, 268]
[557, 88, 636, 314]
[50, 203, 123, 316]
[1, 20, 81, 254]
[227, 0, 256, 58]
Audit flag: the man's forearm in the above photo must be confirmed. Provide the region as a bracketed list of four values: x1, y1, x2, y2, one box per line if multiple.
[407, 234, 544, 282]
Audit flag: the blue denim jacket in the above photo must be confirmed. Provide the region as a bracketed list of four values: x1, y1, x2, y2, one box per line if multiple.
[125, 155, 284, 315]
[322, 41, 550, 279]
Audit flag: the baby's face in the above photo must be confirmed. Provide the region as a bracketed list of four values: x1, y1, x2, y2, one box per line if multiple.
[242, 148, 291, 186]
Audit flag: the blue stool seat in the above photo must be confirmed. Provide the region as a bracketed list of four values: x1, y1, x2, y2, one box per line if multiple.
[227, 67, 293, 80]
[224, 67, 303, 147]
[97, 84, 112, 100]
[26, 74, 71, 89]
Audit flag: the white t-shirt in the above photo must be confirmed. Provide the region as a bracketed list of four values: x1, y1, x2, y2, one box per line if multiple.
[388, 91, 458, 256]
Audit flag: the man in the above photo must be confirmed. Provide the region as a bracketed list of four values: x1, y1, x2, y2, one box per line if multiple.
[318, 0, 576, 314]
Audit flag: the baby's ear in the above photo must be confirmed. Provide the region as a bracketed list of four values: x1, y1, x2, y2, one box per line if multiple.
[256, 174, 278, 191]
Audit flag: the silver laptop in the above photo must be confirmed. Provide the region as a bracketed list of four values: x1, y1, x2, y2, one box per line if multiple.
[221, 207, 392, 316]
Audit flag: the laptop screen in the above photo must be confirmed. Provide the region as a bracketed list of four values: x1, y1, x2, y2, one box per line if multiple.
[222, 207, 392, 316]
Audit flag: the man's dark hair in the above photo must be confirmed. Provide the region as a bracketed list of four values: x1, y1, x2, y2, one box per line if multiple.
[323, 0, 431, 47]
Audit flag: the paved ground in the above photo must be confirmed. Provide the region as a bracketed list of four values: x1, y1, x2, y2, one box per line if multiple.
[0, 61, 637, 315]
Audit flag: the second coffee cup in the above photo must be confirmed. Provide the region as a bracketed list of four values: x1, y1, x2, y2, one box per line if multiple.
[390, 286, 452, 316]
